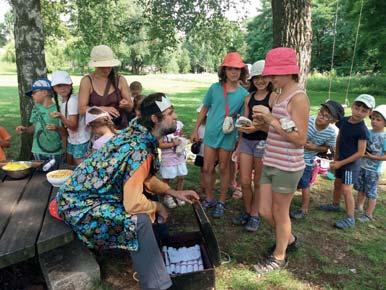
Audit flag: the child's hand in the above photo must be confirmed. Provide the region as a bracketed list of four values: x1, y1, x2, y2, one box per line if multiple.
[101, 106, 120, 118]
[16, 126, 26, 134]
[190, 129, 199, 143]
[173, 138, 181, 146]
[50, 112, 62, 119]
[119, 99, 131, 109]
[238, 125, 258, 134]
[365, 152, 376, 159]
[329, 161, 342, 170]
[46, 124, 58, 131]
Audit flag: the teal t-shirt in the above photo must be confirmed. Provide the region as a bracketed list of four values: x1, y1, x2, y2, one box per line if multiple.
[203, 82, 248, 151]
[30, 103, 63, 155]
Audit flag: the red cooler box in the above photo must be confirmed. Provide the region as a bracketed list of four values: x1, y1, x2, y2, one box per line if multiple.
[163, 202, 221, 290]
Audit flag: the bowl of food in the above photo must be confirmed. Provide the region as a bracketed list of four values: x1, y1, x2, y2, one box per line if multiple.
[1, 161, 33, 179]
[46, 169, 73, 187]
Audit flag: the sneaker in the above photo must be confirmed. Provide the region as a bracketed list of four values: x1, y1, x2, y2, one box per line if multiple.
[232, 212, 250, 225]
[201, 199, 217, 209]
[164, 195, 177, 209]
[290, 209, 307, 219]
[319, 203, 341, 212]
[212, 201, 225, 218]
[253, 255, 288, 277]
[334, 217, 355, 229]
[245, 216, 260, 232]
[268, 235, 299, 255]
[176, 199, 186, 206]
[358, 214, 373, 223]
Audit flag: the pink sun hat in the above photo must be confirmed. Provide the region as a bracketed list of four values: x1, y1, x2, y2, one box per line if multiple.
[262, 47, 300, 76]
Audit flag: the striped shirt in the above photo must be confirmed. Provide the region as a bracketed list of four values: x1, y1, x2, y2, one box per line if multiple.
[263, 90, 305, 171]
[304, 116, 337, 166]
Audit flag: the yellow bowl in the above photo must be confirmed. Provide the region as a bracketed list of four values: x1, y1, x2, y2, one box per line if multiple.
[46, 169, 73, 187]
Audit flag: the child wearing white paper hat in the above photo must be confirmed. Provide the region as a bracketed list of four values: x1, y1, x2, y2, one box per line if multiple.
[50, 71, 90, 164]
[85, 106, 116, 152]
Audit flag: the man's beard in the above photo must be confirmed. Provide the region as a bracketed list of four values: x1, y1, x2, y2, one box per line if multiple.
[155, 121, 177, 138]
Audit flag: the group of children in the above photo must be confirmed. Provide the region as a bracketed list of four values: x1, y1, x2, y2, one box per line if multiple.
[2, 72, 145, 166]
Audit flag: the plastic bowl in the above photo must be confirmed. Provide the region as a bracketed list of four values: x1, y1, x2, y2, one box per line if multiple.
[1, 161, 33, 179]
[46, 169, 73, 187]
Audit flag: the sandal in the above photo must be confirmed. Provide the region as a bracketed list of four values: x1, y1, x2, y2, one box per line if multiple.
[253, 255, 288, 277]
[290, 209, 307, 219]
[319, 203, 341, 212]
[212, 201, 225, 218]
[232, 212, 250, 225]
[334, 217, 355, 229]
[358, 214, 373, 223]
[268, 234, 298, 255]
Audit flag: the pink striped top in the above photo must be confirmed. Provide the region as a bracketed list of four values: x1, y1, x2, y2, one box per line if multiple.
[263, 90, 305, 171]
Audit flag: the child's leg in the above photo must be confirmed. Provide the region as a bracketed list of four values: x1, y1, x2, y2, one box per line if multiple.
[366, 199, 376, 218]
[250, 157, 263, 217]
[218, 149, 232, 203]
[341, 184, 355, 218]
[202, 146, 218, 201]
[176, 176, 184, 191]
[332, 178, 342, 206]
[301, 187, 311, 214]
[239, 152, 254, 214]
[356, 191, 366, 211]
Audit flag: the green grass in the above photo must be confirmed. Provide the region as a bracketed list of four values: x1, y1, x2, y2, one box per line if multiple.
[1, 70, 386, 289]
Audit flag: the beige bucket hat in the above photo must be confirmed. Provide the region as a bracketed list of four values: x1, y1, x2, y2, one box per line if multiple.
[88, 45, 121, 67]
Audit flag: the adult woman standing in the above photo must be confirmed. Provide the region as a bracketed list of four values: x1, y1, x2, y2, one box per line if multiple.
[78, 45, 133, 129]
[191, 52, 249, 218]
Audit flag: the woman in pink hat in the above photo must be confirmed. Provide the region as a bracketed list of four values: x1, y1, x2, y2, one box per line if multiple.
[78, 45, 133, 129]
[252, 48, 310, 275]
[191, 52, 249, 218]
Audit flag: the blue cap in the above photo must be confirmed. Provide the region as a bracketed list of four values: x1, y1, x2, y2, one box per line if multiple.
[26, 78, 52, 97]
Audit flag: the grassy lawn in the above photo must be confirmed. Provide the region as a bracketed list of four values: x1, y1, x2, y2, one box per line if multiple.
[1, 70, 386, 289]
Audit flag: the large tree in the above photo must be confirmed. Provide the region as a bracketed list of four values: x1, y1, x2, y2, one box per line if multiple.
[10, 0, 47, 160]
[271, 0, 312, 87]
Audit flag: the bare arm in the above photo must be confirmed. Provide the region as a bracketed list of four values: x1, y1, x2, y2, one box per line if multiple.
[118, 75, 133, 111]
[267, 93, 310, 146]
[190, 106, 209, 142]
[78, 76, 92, 115]
[365, 152, 386, 161]
[331, 139, 366, 169]
[158, 138, 179, 149]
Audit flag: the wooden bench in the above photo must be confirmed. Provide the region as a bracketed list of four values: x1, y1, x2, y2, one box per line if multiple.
[0, 167, 100, 289]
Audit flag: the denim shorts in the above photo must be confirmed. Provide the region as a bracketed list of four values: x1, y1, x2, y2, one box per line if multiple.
[297, 165, 313, 189]
[67, 141, 89, 159]
[354, 168, 379, 199]
[239, 137, 266, 158]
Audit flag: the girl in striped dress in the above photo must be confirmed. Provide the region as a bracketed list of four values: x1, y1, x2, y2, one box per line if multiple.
[252, 48, 310, 275]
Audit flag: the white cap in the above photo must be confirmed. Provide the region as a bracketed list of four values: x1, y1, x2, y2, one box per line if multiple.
[354, 94, 375, 109]
[51, 71, 73, 86]
[373, 104, 386, 121]
[85, 106, 111, 126]
[249, 60, 265, 79]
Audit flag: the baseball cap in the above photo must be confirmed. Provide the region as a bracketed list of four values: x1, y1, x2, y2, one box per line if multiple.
[26, 78, 52, 97]
[51, 71, 73, 86]
[354, 94, 375, 109]
[321, 100, 345, 121]
[372, 105, 386, 121]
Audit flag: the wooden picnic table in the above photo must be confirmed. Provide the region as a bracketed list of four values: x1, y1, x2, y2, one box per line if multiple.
[0, 167, 74, 269]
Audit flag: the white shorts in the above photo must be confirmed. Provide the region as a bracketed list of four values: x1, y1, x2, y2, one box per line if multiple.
[160, 163, 188, 179]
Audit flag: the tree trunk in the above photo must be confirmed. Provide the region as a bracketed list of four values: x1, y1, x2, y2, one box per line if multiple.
[10, 0, 47, 160]
[271, 0, 312, 88]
